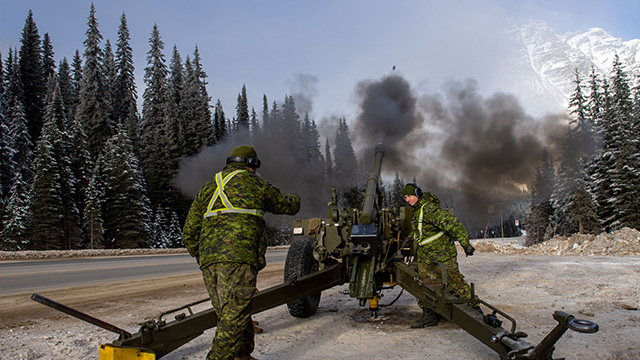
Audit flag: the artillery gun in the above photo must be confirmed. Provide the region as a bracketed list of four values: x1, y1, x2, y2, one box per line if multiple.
[32, 144, 598, 359]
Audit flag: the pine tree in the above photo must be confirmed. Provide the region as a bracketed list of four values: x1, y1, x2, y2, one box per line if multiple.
[102, 39, 117, 129]
[333, 117, 358, 192]
[0, 53, 12, 219]
[191, 46, 213, 145]
[42, 33, 56, 78]
[551, 69, 599, 235]
[150, 206, 170, 249]
[527, 149, 555, 245]
[236, 84, 250, 137]
[113, 12, 139, 149]
[71, 50, 83, 96]
[213, 99, 227, 142]
[605, 56, 640, 230]
[299, 113, 325, 212]
[167, 210, 184, 248]
[8, 100, 33, 186]
[140, 24, 183, 213]
[262, 95, 270, 132]
[83, 165, 104, 249]
[57, 58, 76, 121]
[48, 79, 82, 248]
[250, 107, 261, 137]
[5, 49, 25, 110]
[76, 3, 111, 158]
[324, 138, 334, 185]
[1, 172, 31, 250]
[99, 126, 151, 248]
[19, 10, 46, 143]
[68, 102, 92, 244]
[268, 100, 281, 138]
[181, 54, 211, 156]
[27, 84, 66, 250]
[167, 45, 185, 155]
[390, 172, 406, 208]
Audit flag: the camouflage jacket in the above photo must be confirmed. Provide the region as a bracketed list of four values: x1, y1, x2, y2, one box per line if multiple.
[183, 164, 300, 271]
[411, 192, 471, 263]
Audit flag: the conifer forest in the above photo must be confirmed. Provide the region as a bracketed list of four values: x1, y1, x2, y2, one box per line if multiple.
[1, 6, 639, 251]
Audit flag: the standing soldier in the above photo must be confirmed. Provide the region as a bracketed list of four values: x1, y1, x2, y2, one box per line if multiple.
[402, 183, 476, 328]
[183, 145, 301, 360]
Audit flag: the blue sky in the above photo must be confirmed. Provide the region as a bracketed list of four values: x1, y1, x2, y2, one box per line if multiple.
[1, 0, 638, 125]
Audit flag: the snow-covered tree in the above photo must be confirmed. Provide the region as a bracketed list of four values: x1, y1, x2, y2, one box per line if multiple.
[57, 58, 76, 122]
[75, 3, 111, 157]
[551, 69, 599, 236]
[19, 10, 46, 143]
[42, 33, 55, 78]
[113, 12, 139, 149]
[527, 149, 555, 245]
[1, 172, 31, 250]
[181, 54, 212, 156]
[98, 125, 151, 248]
[102, 39, 117, 129]
[213, 99, 227, 142]
[27, 82, 67, 250]
[140, 24, 184, 213]
[603, 56, 640, 230]
[150, 206, 170, 249]
[83, 165, 104, 249]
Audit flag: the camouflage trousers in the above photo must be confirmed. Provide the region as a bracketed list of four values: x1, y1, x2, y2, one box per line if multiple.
[202, 262, 258, 360]
[416, 257, 474, 308]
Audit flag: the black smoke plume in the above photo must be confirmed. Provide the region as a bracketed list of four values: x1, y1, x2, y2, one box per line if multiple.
[352, 74, 566, 227]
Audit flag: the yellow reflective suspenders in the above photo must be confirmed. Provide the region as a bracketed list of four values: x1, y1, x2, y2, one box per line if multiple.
[417, 204, 444, 246]
[203, 170, 265, 218]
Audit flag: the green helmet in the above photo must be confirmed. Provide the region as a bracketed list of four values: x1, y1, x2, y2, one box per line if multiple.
[403, 183, 422, 197]
[227, 145, 261, 168]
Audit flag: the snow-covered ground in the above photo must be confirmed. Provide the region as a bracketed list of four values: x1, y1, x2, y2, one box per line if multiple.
[1, 228, 638, 359]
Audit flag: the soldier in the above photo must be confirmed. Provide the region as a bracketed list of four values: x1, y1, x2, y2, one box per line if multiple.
[183, 145, 301, 360]
[402, 183, 476, 328]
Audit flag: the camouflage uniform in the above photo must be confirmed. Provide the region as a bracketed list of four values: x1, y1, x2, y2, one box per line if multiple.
[410, 192, 473, 306]
[183, 164, 300, 360]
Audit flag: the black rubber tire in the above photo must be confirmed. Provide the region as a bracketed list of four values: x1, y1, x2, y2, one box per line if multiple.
[284, 236, 321, 318]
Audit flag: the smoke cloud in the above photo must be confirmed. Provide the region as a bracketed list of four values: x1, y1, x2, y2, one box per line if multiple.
[175, 73, 568, 229]
[352, 74, 567, 222]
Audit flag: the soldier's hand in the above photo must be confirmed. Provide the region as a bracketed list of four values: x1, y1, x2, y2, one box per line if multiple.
[464, 244, 475, 257]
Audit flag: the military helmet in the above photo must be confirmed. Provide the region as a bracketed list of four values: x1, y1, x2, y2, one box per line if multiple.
[227, 145, 261, 169]
[403, 183, 423, 197]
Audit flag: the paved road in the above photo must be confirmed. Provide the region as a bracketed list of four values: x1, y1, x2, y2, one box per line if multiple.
[0, 249, 288, 296]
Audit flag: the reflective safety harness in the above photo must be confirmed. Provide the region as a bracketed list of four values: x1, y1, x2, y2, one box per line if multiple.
[203, 170, 265, 218]
[417, 203, 444, 246]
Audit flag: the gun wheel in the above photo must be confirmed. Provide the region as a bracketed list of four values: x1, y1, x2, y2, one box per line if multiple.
[284, 235, 321, 317]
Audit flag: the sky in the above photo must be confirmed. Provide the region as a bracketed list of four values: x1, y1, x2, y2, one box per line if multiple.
[1, 0, 638, 127]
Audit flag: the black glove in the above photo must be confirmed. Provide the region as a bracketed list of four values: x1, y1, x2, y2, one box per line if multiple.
[464, 244, 475, 257]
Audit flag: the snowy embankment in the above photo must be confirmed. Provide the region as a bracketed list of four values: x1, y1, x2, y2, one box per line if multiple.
[472, 227, 640, 256]
[1, 228, 638, 260]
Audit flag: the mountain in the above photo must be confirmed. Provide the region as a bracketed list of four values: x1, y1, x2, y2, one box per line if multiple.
[494, 18, 639, 116]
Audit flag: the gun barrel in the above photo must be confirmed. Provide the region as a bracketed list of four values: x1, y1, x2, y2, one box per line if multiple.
[31, 293, 131, 337]
[360, 144, 384, 224]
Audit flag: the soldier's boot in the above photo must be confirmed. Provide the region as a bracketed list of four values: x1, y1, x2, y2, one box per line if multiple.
[410, 307, 438, 328]
[252, 320, 263, 334]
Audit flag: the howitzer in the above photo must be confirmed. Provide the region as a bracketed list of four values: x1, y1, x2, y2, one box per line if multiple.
[32, 144, 598, 359]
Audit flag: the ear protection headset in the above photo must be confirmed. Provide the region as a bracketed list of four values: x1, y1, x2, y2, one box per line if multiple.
[406, 183, 423, 197]
[226, 156, 261, 169]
